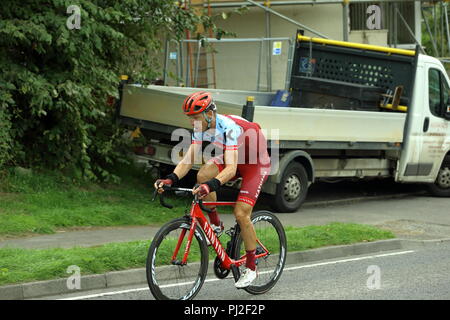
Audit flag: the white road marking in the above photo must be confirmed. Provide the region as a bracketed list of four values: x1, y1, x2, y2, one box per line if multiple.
[59, 278, 218, 300]
[60, 287, 150, 300]
[59, 250, 414, 300]
[283, 250, 415, 272]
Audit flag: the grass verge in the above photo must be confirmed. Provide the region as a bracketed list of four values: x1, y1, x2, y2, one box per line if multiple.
[0, 165, 232, 238]
[0, 222, 395, 286]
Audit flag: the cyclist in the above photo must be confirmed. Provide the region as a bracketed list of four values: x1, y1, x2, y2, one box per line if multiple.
[154, 91, 271, 288]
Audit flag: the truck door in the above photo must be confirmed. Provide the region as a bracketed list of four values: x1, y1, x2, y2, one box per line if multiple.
[404, 64, 450, 182]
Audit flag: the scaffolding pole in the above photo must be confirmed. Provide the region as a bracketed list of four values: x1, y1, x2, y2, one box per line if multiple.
[266, 7, 272, 92]
[441, 1, 445, 57]
[206, 0, 427, 8]
[342, 1, 349, 41]
[395, 7, 426, 54]
[422, 6, 439, 57]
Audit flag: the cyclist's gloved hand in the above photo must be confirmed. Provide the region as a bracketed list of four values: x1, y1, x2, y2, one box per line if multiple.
[154, 173, 179, 193]
[193, 178, 221, 199]
[194, 183, 210, 198]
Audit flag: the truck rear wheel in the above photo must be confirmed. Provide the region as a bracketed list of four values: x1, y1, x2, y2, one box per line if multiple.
[271, 162, 308, 213]
[427, 163, 450, 197]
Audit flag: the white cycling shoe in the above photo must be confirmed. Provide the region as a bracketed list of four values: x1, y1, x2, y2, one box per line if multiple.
[235, 268, 258, 288]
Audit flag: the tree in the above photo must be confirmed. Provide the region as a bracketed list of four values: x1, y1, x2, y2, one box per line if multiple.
[0, 0, 227, 181]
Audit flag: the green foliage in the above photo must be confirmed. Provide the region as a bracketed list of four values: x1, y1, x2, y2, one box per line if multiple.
[0, 100, 12, 169]
[421, 5, 450, 58]
[0, 1, 227, 180]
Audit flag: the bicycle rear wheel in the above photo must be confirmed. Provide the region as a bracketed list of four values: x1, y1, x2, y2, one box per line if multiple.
[232, 210, 287, 295]
[146, 217, 209, 300]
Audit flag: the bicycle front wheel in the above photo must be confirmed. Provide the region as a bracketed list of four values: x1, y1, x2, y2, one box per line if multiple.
[146, 217, 209, 300]
[233, 210, 287, 295]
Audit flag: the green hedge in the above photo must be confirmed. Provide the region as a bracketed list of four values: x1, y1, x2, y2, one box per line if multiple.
[0, 103, 12, 169]
[0, 0, 232, 180]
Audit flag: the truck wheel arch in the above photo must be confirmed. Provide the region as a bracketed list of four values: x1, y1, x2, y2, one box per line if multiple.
[268, 150, 315, 185]
[427, 151, 450, 197]
[266, 151, 314, 213]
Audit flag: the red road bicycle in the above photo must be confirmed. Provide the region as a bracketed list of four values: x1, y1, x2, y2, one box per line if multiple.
[146, 186, 287, 300]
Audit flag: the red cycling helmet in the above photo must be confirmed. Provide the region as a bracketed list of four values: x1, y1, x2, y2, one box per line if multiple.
[182, 91, 216, 115]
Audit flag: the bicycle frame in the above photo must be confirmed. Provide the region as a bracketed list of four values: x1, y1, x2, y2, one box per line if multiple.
[173, 200, 270, 271]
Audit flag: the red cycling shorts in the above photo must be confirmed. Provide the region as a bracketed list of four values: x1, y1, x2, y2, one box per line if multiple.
[210, 155, 271, 207]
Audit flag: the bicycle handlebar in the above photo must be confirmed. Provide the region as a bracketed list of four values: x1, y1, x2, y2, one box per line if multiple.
[152, 186, 213, 214]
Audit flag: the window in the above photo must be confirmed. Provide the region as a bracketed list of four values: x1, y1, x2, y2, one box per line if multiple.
[443, 76, 450, 118]
[429, 69, 441, 117]
[428, 68, 450, 119]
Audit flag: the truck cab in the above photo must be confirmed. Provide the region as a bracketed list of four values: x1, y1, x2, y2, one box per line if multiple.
[398, 54, 450, 193]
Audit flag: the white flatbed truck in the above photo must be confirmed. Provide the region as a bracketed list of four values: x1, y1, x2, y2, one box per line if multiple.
[117, 33, 450, 212]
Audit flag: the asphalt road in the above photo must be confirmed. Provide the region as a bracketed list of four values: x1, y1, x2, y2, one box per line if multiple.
[52, 242, 450, 301]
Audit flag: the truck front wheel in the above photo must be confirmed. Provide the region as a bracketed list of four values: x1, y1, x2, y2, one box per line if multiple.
[271, 162, 309, 213]
[427, 164, 450, 197]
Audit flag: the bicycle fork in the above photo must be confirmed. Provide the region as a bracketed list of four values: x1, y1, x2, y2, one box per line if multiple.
[171, 219, 197, 266]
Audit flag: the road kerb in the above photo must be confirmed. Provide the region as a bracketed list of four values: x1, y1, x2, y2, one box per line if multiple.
[399, 238, 450, 250]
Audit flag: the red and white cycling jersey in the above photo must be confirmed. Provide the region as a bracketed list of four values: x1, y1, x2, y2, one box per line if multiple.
[191, 114, 271, 207]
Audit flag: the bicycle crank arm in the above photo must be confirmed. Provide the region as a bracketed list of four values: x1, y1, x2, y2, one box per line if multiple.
[230, 264, 240, 283]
